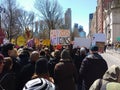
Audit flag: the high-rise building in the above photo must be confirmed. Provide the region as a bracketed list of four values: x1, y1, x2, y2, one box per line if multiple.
[73, 23, 86, 38]
[78, 25, 86, 38]
[65, 8, 72, 31]
[73, 23, 79, 38]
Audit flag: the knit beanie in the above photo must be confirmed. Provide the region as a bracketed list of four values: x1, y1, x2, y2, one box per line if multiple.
[35, 58, 48, 75]
[90, 45, 98, 51]
[61, 49, 71, 59]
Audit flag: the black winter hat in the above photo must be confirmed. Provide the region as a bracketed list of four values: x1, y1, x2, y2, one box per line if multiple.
[2, 43, 14, 51]
[90, 45, 98, 51]
[35, 58, 48, 75]
[1, 43, 14, 57]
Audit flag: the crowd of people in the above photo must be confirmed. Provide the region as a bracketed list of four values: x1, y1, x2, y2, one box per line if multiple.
[0, 43, 120, 90]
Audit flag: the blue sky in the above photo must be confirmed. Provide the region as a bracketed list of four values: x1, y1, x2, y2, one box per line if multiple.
[17, 0, 97, 34]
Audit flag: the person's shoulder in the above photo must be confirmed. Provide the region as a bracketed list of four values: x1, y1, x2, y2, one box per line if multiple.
[23, 78, 41, 89]
[84, 54, 96, 61]
[23, 78, 55, 90]
[86, 53, 104, 60]
[86, 54, 94, 59]
[0, 72, 16, 82]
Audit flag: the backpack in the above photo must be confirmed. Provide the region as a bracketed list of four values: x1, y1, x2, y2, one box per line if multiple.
[99, 79, 120, 90]
[106, 82, 120, 90]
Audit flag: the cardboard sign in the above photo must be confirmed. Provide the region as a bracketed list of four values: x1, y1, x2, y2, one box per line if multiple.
[50, 30, 70, 45]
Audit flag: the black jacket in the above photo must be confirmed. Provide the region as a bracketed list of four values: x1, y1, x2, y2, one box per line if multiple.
[0, 73, 16, 90]
[48, 57, 60, 78]
[17, 62, 35, 90]
[79, 53, 108, 90]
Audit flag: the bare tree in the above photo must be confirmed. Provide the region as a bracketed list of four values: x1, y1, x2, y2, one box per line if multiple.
[34, 0, 64, 38]
[17, 10, 35, 33]
[1, 0, 35, 41]
[1, 0, 21, 41]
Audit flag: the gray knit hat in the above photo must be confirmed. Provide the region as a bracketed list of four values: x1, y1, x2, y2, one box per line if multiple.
[61, 49, 71, 59]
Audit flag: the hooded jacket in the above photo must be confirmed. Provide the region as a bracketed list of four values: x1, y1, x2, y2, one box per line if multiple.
[89, 65, 120, 90]
[79, 53, 108, 90]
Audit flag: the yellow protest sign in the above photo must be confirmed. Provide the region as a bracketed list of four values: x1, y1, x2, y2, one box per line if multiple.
[17, 36, 26, 46]
[42, 39, 50, 46]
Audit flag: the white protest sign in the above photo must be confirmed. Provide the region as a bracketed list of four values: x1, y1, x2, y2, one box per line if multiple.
[73, 37, 91, 49]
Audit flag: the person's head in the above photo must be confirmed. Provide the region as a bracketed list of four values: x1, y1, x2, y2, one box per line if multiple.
[19, 50, 30, 64]
[61, 49, 71, 60]
[8, 48, 18, 58]
[44, 47, 49, 53]
[24, 58, 55, 90]
[39, 50, 46, 56]
[19, 50, 30, 59]
[17, 48, 23, 55]
[80, 47, 86, 55]
[3, 57, 13, 72]
[23, 47, 34, 55]
[0, 54, 4, 73]
[90, 45, 99, 53]
[35, 58, 48, 76]
[51, 50, 60, 58]
[30, 51, 39, 62]
[1, 43, 14, 57]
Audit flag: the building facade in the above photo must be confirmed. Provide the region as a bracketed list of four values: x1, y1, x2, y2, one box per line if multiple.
[96, 0, 103, 33]
[89, 0, 120, 43]
[103, 0, 120, 43]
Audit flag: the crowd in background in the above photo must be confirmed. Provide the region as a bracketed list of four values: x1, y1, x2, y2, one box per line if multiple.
[0, 43, 120, 90]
